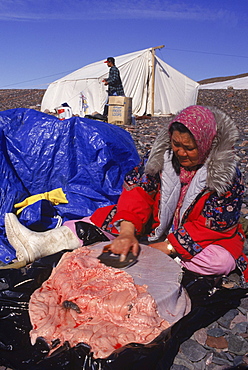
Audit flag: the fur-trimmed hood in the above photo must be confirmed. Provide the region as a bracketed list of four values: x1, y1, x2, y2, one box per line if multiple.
[145, 106, 240, 195]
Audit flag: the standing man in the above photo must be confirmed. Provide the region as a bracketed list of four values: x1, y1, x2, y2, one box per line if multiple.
[102, 57, 124, 117]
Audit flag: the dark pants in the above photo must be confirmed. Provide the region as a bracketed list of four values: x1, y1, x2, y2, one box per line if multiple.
[103, 101, 109, 117]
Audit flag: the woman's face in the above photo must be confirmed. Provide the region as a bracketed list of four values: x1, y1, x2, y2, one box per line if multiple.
[171, 130, 199, 168]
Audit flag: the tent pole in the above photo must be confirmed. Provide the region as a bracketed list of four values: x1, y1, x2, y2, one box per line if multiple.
[151, 45, 165, 116]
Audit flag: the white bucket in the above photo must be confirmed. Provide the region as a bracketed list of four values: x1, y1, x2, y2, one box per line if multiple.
[56, 106, 72, 120]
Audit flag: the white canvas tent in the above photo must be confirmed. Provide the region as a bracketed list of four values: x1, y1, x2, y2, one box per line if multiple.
[41, 47, 199, 117]
[199, 75, 248, 90]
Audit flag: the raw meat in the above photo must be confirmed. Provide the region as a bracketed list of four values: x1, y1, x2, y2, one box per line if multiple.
[29, 247, 170, 358]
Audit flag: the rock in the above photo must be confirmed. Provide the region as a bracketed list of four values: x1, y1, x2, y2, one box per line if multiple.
[173, 352, 196, 370]
[240, 140, 248, 147]
[233, 355, 246, 367]
[210, 361, 231, 369]
[227, 332, 248, 355]
[239, 332, 248, 339]
[179, 338, 208, 362]
[217, 309, 239, 329]
[207, 327, 225, 337]
[243, 354, 248, 365]
[211, 351, 233, 366]
[225, 352, 235, 362]
[205, 352, 214, 365]
[230, 312, 247, 329]
[193, 358, 211, 369]
[240, 296, 248, 311]
[241, 207, 248, 215]
[194, 328, 208, 345]
[206, 335, 228, 349]
[231, 321, 248, 334]
[171, 363, 191, 370]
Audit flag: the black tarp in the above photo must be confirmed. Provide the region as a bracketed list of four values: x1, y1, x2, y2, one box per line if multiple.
[0, 252, 247, 370]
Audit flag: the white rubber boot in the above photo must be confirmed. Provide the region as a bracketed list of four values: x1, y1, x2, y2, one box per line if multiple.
[5, 213, 81, 264]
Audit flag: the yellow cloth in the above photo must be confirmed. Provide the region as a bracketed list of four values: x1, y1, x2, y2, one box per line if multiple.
[14, 188, 68, 215]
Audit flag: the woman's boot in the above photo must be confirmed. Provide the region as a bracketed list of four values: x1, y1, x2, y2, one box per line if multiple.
[5, 213, 81, 264]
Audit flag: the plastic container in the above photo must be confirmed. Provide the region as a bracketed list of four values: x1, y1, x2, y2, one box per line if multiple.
[56, 105, 72, 120]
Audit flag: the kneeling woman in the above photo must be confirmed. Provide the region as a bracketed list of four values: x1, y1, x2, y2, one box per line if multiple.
[91, 105, 248, 282]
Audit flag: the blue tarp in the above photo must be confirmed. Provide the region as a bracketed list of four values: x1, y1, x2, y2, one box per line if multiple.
[0, 108, 140, 263]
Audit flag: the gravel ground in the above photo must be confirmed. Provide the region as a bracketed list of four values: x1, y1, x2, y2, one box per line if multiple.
[0, 89, 247, 370]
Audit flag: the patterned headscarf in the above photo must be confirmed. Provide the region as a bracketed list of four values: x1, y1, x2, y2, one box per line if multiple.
[169, 105, 217, 164]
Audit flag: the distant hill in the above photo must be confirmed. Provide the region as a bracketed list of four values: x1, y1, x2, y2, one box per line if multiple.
[198, 72, 248, 85]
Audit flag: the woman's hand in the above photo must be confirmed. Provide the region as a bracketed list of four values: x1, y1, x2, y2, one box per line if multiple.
[149, 240, 176, 255]
[110, 221, 139, 261]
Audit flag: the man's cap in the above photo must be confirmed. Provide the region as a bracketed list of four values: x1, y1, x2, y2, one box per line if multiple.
[104, 57, 115, 64]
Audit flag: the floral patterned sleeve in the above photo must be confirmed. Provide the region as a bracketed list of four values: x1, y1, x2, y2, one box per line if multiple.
[123, 152, 161, 196]
[202, 167, 244, 231]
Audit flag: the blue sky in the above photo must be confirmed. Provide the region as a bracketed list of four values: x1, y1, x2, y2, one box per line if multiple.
[1, 0, 248, 89]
